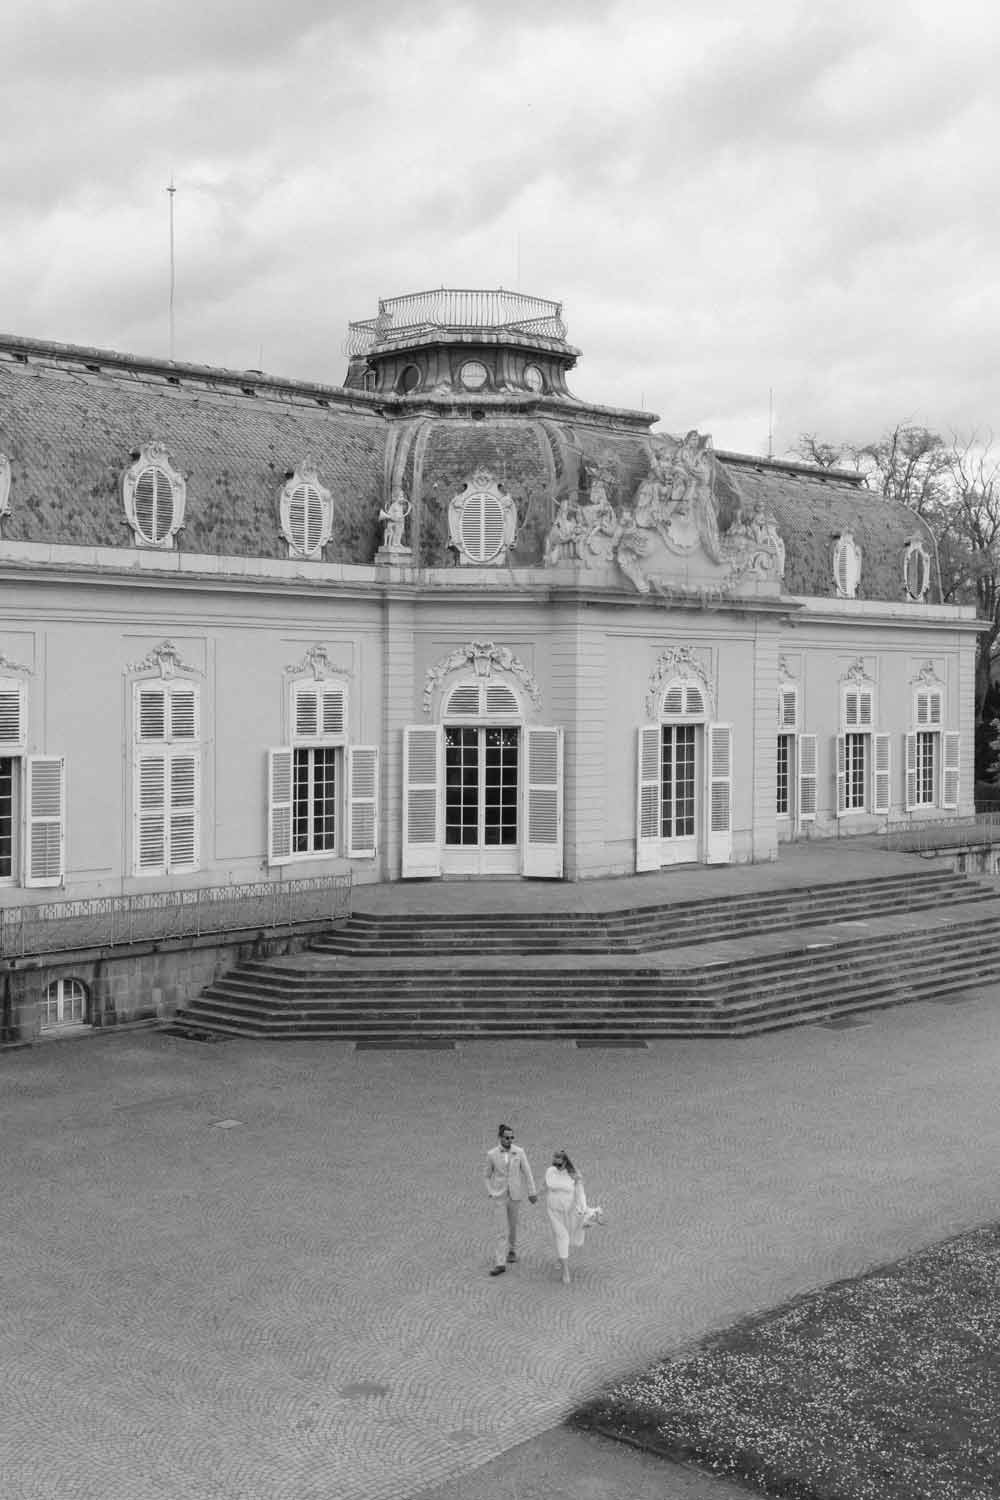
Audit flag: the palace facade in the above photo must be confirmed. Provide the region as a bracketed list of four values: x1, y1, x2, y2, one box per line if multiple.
[0, 289, 980, 1034]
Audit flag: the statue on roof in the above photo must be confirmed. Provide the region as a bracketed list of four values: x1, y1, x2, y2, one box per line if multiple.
[378, 485, 412, 552]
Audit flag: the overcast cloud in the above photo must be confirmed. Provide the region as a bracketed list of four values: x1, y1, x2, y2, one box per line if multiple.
[3, 0, 999, 456]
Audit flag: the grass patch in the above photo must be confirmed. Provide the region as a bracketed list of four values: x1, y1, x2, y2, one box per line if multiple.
[571, 1223, 1000, 1500]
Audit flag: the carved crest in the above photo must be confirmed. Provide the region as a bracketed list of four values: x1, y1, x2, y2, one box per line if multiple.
[843, 657, 871, 688]
[285, 644, 353, 680]
[912, 661, 942, 688]
[644, 646, 714, 720]
[126, 640, 202, 678]
[0, 651, 31, 675]
[423, 640, 541, 716]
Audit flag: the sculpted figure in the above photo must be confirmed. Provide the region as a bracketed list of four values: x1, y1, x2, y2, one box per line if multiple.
[378, 486, 411, 550]
[544, 494, 582, 566]
[578, 463, 618, 564]
[614, 507, 653, 593]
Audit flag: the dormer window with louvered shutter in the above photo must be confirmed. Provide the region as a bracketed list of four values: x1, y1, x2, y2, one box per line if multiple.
[833, 532, 862, 598]
[447, 470, 518, 565]
[133, 679, 201, 875]
[279, 464, 333, 560]
[122, 442, 186, 549]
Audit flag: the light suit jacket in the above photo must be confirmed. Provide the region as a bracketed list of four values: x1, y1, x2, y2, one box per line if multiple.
[485, 1143, 537, 1201]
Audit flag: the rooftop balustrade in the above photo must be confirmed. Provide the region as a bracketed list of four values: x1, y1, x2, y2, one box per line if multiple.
[344, 287, 567, 356]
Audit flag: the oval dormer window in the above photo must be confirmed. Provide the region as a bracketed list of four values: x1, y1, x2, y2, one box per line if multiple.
[396, 365, 420, 394]
[459, 360, 489, 391]
[833, 533, 862, 598]
[461, 493, 506, 562]
[524, 364, 544, 392]
[134, 466, 175, 544]
[122, 442, 186, 550]
[903, 537, 931, 601]
[278, 464, 333, 560]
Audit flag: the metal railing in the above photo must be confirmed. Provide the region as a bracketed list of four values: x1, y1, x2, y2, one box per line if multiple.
[344, 288, 566, 356]
[879, 813, 1000, 853]
[0, 874, 352, 960]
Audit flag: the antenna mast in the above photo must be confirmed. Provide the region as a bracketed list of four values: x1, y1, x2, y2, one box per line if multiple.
[167, 176, 176, 359]
[767, 386, 774, 459]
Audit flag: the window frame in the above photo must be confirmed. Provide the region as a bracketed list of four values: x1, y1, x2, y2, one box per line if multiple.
[278, 466, 334, 561]
[131, 679, 201, 877]
[122, 443, 186, 550]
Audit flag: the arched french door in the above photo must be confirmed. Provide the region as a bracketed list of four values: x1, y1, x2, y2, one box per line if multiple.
[402, 679, 563, 878]
[636, 679, 732, 870]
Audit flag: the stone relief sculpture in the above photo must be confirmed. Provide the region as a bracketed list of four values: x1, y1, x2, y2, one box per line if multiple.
[540, 429, 786, 594]
[378, 485, 412, 552]
[422, 640, 541, 715]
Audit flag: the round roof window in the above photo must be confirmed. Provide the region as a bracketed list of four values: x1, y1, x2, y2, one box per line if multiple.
[524, 364, 544, 392]
[396, 364, 420, 394]
[459, 360, 489, 391]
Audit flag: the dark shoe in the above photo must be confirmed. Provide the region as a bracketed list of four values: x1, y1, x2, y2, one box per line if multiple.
[507, 1250, 518, 1263]
[489, 1265, 507, 1276]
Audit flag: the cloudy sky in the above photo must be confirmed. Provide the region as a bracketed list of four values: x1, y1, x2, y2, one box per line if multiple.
[3, 0, 999, 456]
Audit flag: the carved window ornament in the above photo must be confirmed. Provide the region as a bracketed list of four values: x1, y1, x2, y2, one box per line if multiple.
[447, 469, 518, 566]
[644, 646, 714, 720]
[912, 662, 944, 729]
[833, 532, 862, 598]
[283, 644, 354, 681]
[279, 461, 333, 560]
[122, 442, 186, 550]
[125, 640, 203, 679]
[903, 535, 931, 601]
[841, 659, 875, 729]
[423, 640, 541, 717]
[0, 453, 11, 519]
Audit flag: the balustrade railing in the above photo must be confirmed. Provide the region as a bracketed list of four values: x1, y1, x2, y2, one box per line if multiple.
[0, 874, 352, 960]
[344, 288, 566, 356]
[878, 813, 1000, 852]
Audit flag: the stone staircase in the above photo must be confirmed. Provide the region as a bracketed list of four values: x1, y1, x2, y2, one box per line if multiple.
[167, 868, 1000, 1040]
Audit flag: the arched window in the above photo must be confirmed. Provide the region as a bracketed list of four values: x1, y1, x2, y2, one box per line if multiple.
[279, 464, 333, 560]
[122, 443, 186, 549]
[42, 977, 88, 1029]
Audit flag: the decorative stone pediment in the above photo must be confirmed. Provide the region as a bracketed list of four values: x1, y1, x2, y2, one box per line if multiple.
[644, 646, 714, 720]
[912, 661, 943, 689]
[447, 470, 518, 565]
[125, 640, 202, 678]
[843, 657, 872, 688]
[284, 644, 354, 680]
[423, 640, 541, 715]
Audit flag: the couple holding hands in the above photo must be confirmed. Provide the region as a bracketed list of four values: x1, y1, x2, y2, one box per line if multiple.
[485, 1122, 604, 1285]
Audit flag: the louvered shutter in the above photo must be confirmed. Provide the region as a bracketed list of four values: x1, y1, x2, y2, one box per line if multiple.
[294, 686, 319, 738]
[136, 685, 167, 741]
[635, 725, 661, 872]
[859, 690, 873, 728]
[779, 687, 798, 730]
[904, 733, 918, 811]
[267, 748, 294, 864]
[135, 754, 167, 873]
[169, 686, 198, 741]
[663, 685, 684, 716]
[321, 684, 346, 738]
[798, 734, 817, 823]
[168, 753, 199, 869]
[836, 734, 847, 815]
[929, 690, 942, 726]
[347, 745, 378, 859]
[134, 467, 173, 543]
[522, 726, 563, 878]
[0, 682, 24, 747]
[705, 722, 733, 864]
[942, 732, 960, 809]
[25, 756, 65, 888]
[402, 725, 442, 877]
[446, 683, 481, 717]
[685, 685, 704, 715]
[873, 734, 891, 815]
[844, 689, 859, 729]
[485, 684, 519, 716]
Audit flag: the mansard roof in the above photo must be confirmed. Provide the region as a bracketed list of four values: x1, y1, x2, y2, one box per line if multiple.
[0, 325, 941, 603]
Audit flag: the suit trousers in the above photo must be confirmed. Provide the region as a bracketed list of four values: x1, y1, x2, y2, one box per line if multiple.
[493, 1194, 520, 1266]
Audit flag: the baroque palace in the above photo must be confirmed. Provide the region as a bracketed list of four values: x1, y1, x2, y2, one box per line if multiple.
[0, 288, 980, 1037]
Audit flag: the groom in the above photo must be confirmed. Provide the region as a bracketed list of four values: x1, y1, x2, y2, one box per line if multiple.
[485, 1122, 538, 1276]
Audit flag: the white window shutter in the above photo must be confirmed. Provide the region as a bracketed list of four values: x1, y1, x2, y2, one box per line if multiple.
[873, 733, 891, 815]
[168, 753, 199, 869]
[836, 734, 847, 815]
[942, 731, 960, 809]
[705, 722, 733, 864]
[135, 754, 167, 874]
[294, 686, 319, 739]
[169, 686, 199, 741]
[904, 733, 918, 811]
[321, 684, 346, 738]
[779, 687, 797, 730]
[929, 690, 943, 726]
[859, 690, 873, 728]
[137, 684, 167, 741]
[844, 689, 859, 729]
[798, 733, 817, 824]
[916, 691, 929, 727]
[268, 748, 294, 865]
[635, 725, 661, 872]
[347, 745, 378, 859]
[402, 725, 442, 878]
[0, 683, 25, 747]
[25, 755, 65, 888]
[522, 726, 563, 879]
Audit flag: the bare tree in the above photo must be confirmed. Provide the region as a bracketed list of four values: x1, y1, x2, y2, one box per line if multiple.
[790, 433, 847, 470]
[947, 434, 1000, 714]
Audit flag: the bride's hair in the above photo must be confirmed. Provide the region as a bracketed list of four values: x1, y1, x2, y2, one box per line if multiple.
[558, 1150, 576, 1177]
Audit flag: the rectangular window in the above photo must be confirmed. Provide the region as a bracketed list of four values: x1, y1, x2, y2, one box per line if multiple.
[916, 731, 937, 806]
[0, 756, 17, 879]
[661, 725, 696, 838]
[445, 727, 479, 846]
[777, 735, 791, 816]
[845, 732, 867, 811]
[292, 746, 338, 854]
[133, 682, 201, 875]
